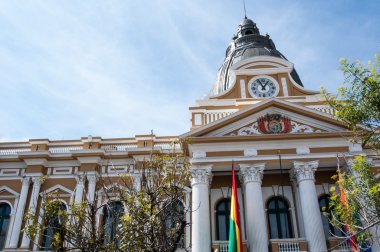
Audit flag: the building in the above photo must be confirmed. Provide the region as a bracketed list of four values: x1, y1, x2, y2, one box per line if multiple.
[0, 17, 379, 252]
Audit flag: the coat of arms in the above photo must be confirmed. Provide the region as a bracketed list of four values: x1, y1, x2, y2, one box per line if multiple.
[258, 114, 291, 134]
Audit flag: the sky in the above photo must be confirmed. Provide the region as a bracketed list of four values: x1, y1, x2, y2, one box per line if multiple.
[0, 0, 379, 141]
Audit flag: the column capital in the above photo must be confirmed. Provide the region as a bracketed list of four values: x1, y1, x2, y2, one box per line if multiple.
[190, 165, 212, 186]
[31, 176, 44, 187]
[239, 163, 265, 184]
[21, 177, 31, 186]
[291, 160, 319, 183]
[87, 174, 98, 184]
[76, 174, 86, 185]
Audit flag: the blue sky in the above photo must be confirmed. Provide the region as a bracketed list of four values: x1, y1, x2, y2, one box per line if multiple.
[0, 0, 379, 141]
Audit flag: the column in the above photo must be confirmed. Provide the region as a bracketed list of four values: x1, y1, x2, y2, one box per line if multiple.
[8, 177, 31, 248]
[190, 165, 212, 252]
[87, 174, 97, 204]
[74, 175, 86, 204]
[21, 177, 43, 248]
[239, 163, 268, 252]
[291, 161, 327, 252]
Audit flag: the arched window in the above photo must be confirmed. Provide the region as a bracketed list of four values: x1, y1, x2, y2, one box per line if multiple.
[0, 203, 11, 250]
[267, 197, 293, 239]
[164, 200, 185, 248]
[41, 202, 67, 251]
[102, 201, 124, 245]
[319, 195, 342, 239]
[215, 199, 231, 241]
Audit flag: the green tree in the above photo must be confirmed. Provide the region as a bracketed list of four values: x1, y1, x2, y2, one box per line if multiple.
[322, 54, 380, 249]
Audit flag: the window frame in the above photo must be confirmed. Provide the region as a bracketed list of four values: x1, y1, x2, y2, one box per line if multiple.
[266, 196, 293, 239]
[215, 198, 231, 241]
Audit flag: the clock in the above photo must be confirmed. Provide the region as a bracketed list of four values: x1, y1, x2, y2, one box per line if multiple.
[248, 77, 279, 98]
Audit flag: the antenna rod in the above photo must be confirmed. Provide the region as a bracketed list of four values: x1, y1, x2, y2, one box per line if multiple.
[242, 0, 247, 18]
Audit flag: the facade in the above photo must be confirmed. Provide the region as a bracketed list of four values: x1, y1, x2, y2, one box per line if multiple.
[0, 17, 379, 252]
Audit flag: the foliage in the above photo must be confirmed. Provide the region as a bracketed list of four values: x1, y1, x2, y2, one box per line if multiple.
[321, 54, 380, 249]
[24, 141, 190, 252]
[321, 54, 380, 147]
[329, 156, 380, 248]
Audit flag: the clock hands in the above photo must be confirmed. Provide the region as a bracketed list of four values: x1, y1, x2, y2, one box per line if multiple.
[258, 79, 268, 91]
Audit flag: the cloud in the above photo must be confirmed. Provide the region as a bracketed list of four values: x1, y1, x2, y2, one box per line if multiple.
[0, 0, 379, 141]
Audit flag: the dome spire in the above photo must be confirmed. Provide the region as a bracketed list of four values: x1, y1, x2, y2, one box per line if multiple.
[242, 0, 247, 19]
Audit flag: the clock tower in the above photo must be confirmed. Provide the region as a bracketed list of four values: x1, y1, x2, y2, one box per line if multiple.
[189, 17, 331, 130]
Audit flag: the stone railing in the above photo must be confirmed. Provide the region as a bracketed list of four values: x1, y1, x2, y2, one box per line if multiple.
[328, 237, 354, 252]
[307, 105, 335, 115]
[102, 144, 138, 151]
[212, 241, 247, 252]
[0, 148, 30, 155]
[270, 238, 307, 252]
[204, 110, 238, 124]
[49, 146, 83, 153]
[0, 136, 180, 156]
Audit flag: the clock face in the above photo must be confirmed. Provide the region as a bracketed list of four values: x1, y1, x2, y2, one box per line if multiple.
[250, 78, 278, 98]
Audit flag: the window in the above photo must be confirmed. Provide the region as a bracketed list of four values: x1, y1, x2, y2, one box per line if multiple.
[102, 201, 123, 245]
[41, 202, 67, 251]
[164, 200, 185, 248]
[267, 197, 293, 239]
[0, 203, 11, 250]
[215, 199, 231, 240]
[319, 195, 342, 239]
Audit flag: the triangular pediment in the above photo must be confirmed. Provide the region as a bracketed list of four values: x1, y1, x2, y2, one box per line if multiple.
[181, 98, 350, 138]
[0, 186, 19, 198]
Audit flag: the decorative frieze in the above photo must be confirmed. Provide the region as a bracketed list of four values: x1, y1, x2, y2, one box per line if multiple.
[239, 163, 265, 184]
[291, 161, 319, 183]
[227, 116, 324, 136]
[190, 165, 212, 185]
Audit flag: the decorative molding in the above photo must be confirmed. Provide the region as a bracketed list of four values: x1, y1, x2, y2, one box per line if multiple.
[349, 143, 363, 153]
[228, 122, 260, 136]
[190, 165, 212, 185]
[0, 186, 20, 198]
[75, 175, 86, 186]
[291, 121, 322, 133]
[296, 146, 310, 155]
[31, 177, 44, 187]
[227, 118, 324, 136]
[87, 174, 98, 184]
[244, 148, 257, 157]
[291, 160, 319, 183]
[41, 184, 73, 196]
[239, 163, 265, 184]
[193, 150, 206, 159]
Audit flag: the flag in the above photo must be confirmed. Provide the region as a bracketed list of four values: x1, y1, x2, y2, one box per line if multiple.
[338, 171, 358, 252]
[228, 166, 243, 252]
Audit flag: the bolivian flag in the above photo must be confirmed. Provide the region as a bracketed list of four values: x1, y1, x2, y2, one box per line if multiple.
[338, 171, 358, 252]
[228, 166, 243, 252]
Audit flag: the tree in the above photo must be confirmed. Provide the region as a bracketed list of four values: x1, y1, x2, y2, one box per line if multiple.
[321, 54, 380, 249]
[24, 141, 191, 252]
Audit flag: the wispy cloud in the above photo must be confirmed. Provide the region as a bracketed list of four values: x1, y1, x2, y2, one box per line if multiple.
[0, 0, 379, 140]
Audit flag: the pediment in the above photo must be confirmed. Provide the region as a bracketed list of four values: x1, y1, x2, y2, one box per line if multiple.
[0, 186, 19, 198]
[182, 98, 350, 138]
[42, 184, 73, 197]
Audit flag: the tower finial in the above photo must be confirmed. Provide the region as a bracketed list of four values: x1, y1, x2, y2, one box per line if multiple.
[242, 0, 247, 18]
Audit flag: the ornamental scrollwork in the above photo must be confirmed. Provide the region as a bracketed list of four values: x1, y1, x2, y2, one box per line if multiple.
[190, 165, 212, 185]
[239, 163, 265, 184]
[291, 160, 319, 183]
[227, 116, 324, 136]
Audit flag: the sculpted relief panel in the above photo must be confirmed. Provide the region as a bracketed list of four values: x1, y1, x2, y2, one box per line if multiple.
[226, 113, 324, 136]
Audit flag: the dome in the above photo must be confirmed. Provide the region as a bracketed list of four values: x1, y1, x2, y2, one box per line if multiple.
[211, 17, 303, 96]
